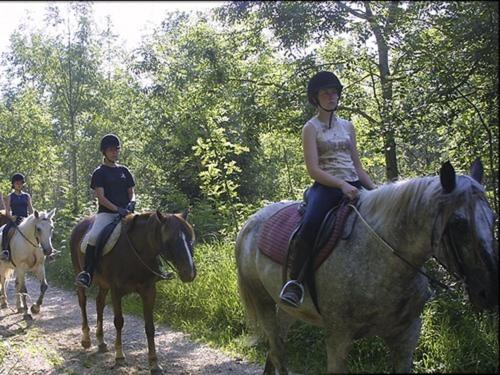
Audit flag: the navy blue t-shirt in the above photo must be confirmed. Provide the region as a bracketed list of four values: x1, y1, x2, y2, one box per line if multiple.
[90, 164, 135, 213]
[9, 192, 29, 217]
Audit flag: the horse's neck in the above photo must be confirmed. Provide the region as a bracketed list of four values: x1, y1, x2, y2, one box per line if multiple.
[128, 215, 160, 256]
[17, 220, 36, 242]
[360, 191, 438, 266]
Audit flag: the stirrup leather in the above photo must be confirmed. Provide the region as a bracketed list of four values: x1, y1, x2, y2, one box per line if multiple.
[279, 280, 305, 305]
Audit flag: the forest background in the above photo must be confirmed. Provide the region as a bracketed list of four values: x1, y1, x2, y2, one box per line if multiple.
[0, 1, 498, 373]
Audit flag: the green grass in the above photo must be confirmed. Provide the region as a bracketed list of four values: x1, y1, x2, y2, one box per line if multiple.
[45, 222, 499, 374]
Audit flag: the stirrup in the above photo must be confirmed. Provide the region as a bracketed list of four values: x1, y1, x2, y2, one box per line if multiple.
[75, 271, 92, 288]
[0, 250, 10, 262]
[279, 280, 305, 307]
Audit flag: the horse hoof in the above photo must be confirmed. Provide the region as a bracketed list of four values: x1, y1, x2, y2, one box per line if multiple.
[98, 343, 108, 353]
[23, 313, 33, 321]
[114, 357, 126, 368]
[30, 304, 40, 314]
[81, 339, 91, 349]
[151, 366, 163, 375]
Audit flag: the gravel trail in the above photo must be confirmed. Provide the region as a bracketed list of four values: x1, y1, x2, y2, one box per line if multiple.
[0, 276, 261, 375]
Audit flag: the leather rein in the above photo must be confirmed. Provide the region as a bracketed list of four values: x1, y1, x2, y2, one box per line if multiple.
[123, 226, 175, 281]
[348, 203, 451, 290]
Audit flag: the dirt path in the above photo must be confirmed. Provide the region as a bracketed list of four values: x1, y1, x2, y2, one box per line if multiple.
[0, 276, 261, 374]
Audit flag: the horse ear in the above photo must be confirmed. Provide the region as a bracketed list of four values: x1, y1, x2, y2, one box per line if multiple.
[440, 161, 456, 194]
[48, 208, 56, 219]
[156, 210, 165, 222]
[470, 158, 484, 184]
[34, 210, 39, 218]
[181, 208, 189, 220]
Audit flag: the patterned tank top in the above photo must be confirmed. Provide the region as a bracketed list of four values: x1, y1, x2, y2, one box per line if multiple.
[307, 115, 359, 182]
[9, 192, 29, 217]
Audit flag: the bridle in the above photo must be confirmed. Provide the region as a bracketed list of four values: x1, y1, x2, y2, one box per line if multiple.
[431, 190, 495, 286]
[349, 187, 493, 292]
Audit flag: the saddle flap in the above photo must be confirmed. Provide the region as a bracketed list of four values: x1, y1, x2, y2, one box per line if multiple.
[80, 220, 122, 256]
[258, 200, 356, 270]
[0, 224, 17, 244]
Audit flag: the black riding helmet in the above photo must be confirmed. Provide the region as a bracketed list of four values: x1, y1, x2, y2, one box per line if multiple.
[11, 173, 25, 186]
[307, 71, 343, 129]
[100, 133, 121, 153]
[307, 71, 343, 107]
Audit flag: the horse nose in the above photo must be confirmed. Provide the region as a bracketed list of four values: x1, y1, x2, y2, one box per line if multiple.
[43, 247, 53, 256]
[180, 266, 196, 282]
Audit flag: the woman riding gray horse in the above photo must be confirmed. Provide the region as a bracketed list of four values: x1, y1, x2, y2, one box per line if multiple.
[236, 159, 498, 373]
[280, 71, 376, 308]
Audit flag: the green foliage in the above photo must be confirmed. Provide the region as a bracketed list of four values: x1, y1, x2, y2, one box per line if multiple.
[1, 1, 498, 373]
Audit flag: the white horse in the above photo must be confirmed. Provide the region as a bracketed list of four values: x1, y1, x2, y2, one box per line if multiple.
[236, 160, 498, 373]
[0, 209, 56, 319]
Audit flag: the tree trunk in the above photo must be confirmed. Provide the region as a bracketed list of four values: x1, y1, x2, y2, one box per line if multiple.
[367, 3, 399, 181]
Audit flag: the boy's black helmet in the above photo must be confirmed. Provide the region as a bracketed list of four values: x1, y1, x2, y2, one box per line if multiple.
[307, 71, 343, 106]
[100, 134, 121, 152]
[11, 173, 25, 184]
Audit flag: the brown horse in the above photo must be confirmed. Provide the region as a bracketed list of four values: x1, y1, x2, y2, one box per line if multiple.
[0, 212, 8, 227]
[70, 210, 196, 374]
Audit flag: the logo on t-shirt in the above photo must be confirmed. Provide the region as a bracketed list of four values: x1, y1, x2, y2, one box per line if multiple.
[120, 172, 126, 179]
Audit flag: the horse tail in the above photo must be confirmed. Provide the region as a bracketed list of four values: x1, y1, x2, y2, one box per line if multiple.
[235, 218, 269, 338]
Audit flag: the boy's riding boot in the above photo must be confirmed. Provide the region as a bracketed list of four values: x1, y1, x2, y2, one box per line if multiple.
[279, 236, 310, 308]
[75, 244, 97, 288]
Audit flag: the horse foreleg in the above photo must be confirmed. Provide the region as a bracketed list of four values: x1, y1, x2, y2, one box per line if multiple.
[111, 288, 126, 366]
[14, 271, 30, 318]
[325, 330, 352, 374]
[383, 318, 422, 373]
[30, 266, 48, 314]
[77, 285, 91, 349]
[140, 284, 162, 374]
[96, 287, 109, 353]
[0, 268, 8, 308]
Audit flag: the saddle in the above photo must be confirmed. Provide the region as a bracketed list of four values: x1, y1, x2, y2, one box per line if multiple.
[258, 196, 357, 270]
[258, 196, 357, 312]
[80, 215, 123, 256]
[0, 223, 18, 246]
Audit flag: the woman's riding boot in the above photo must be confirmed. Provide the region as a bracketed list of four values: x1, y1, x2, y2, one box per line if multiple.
[75, 244, 96, 288]
[279, 236, 310, 307]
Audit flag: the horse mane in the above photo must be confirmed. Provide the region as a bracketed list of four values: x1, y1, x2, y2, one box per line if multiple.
[126, 211, 195, 240]
[359, 174, 481, 230]
[18, 210, 53, 226]
[171, 213, 195, 241]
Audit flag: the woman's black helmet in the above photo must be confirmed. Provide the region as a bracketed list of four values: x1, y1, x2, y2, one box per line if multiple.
[11, 173, 25, 185]
[100, 134, 121, 153]
[307, 71, 343, 106]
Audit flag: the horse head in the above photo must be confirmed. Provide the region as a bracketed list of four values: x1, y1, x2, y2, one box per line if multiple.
[32, 208, 56, 256]
[432, 159, 498, 311]
[150, 209, 196, 282]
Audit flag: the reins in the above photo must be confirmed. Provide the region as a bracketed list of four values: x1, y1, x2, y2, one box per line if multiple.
[15, 224, 40, 248]
[7, 222, 41, 268]
[348, 203, 450, 290]
[123, 228, 174, 281]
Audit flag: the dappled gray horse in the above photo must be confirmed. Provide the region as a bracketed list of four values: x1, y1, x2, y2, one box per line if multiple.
[235, 160, 498, 374]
